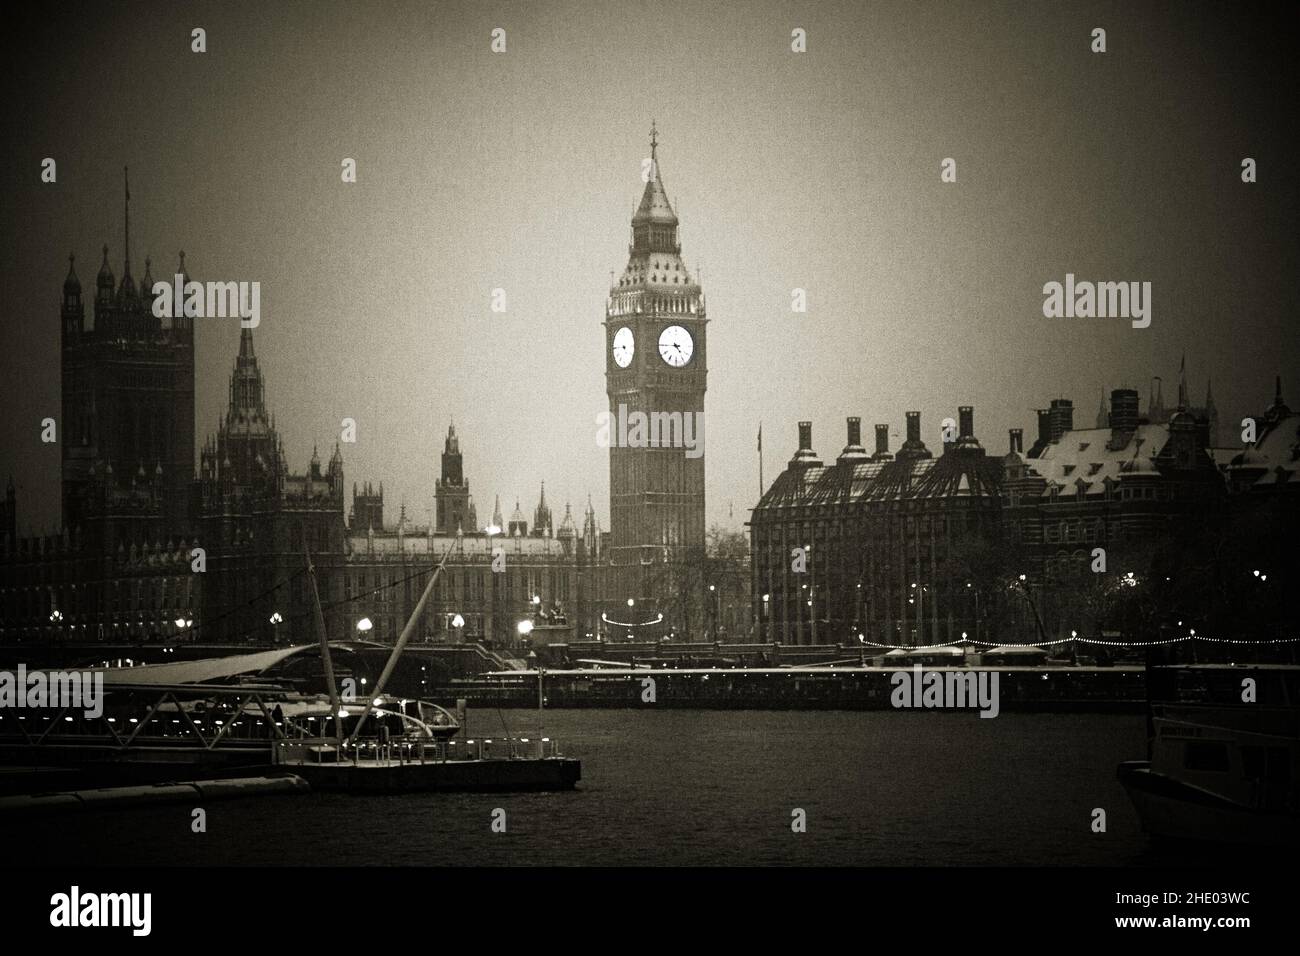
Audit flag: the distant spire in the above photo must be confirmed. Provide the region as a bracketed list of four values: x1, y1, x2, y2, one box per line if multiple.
[649, 118, 658, 163]
[1177, 353, 1188, 409]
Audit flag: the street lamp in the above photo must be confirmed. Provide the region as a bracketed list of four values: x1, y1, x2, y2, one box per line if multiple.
[356, 616, 373, 633]
[452, 613, 465, 643]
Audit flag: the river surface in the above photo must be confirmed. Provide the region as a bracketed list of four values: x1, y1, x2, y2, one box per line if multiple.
[15, 710, 1202, 866]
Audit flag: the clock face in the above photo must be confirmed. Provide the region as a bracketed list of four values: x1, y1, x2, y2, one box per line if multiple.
[658, 325, 693, 367]
[612, 326, 634, 368]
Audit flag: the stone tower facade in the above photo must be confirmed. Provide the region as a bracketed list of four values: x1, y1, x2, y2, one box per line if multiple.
[603, 126, 707, 630]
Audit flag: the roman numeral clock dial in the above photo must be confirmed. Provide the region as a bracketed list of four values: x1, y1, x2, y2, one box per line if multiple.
[658, 325, 693, 367]
[612, 326, 634, 368]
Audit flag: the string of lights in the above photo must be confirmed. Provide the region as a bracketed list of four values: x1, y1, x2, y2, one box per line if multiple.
[855, 634, 1300, 651]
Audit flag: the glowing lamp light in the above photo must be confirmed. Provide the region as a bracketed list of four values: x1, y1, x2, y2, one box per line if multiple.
[269, 611, 283, 625]
[517, 619, 534, 636]
[356, 617, 373, 632]
[452, 614, 465, 628]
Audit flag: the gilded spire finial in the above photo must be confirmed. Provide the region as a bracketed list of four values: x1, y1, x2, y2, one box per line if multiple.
[650, 119, 658, 161]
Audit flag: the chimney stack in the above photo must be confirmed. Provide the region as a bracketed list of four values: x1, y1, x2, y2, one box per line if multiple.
[838, 417, 870, 461]
[905, 411, 921, 444]
[1109, 388, 1139, 434]
[791, 421, 823, 466]
[898, 411, 932, 460]
[958, 405, 974, 439]
[874, 423, 890, 458]
[1009, 428, 1023, 455]
[1048, 398, 1074, 442]
[1036, 409, 1051, 446]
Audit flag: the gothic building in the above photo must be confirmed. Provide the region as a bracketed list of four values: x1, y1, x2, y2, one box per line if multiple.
[0, 179, 199, 642]
[604, 126, 707, 630]
[61, 174, 195, 542]
[196, 328, 347, 643]
[345, 430, 602, 645]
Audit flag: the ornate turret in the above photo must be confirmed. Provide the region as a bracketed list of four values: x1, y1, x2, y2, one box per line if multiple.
[435, 422, 470, 534]
[557, 502, 577, 538]
[63, 253, 81, 298]
[96, 244, 115, 303]
[533, 483, 553, 537]
[62, 253, 84, 339]
[508, 500, 527, 537]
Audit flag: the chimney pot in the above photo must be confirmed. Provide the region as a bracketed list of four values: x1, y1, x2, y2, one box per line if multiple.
[797, 421, 812, 451]
[874, 424, 889, 455]
[846, 417, 861, 447]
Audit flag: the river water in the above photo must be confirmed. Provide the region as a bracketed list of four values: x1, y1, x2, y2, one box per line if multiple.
[17, 710, 1198, 866]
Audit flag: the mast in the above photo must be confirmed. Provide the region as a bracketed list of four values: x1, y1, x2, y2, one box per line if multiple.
[306, 547, 344, 745]
[345, 543, 455, 749]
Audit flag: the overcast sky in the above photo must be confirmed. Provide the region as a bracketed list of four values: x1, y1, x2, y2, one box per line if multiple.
[2, 0, 1296, 536]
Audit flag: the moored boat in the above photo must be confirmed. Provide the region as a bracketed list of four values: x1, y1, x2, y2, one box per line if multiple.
[1118, 663, 1299, 846]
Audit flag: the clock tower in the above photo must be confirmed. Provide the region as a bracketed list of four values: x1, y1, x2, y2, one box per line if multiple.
[603, 124, 707, 633]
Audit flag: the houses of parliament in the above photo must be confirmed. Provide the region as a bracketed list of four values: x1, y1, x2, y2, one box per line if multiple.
[0, 185, 608, 648]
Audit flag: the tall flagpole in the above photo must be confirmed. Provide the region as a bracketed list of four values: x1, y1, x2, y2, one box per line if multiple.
[758, 422, 764, 498]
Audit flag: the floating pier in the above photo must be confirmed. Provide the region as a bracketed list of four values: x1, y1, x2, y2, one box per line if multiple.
[0, 773, 310, 815]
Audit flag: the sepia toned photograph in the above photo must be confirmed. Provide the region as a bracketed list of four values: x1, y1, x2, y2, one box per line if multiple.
[1, 0, 1296, 940]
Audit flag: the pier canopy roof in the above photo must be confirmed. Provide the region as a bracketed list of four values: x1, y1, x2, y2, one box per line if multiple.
[96, 645, 314, 686]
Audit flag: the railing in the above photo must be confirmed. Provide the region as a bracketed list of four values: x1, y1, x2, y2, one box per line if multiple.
[272, 735, 563, 767]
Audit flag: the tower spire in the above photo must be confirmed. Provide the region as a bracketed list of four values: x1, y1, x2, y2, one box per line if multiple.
[123, 166, 132, 278]
[649, 118, 658, 164]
